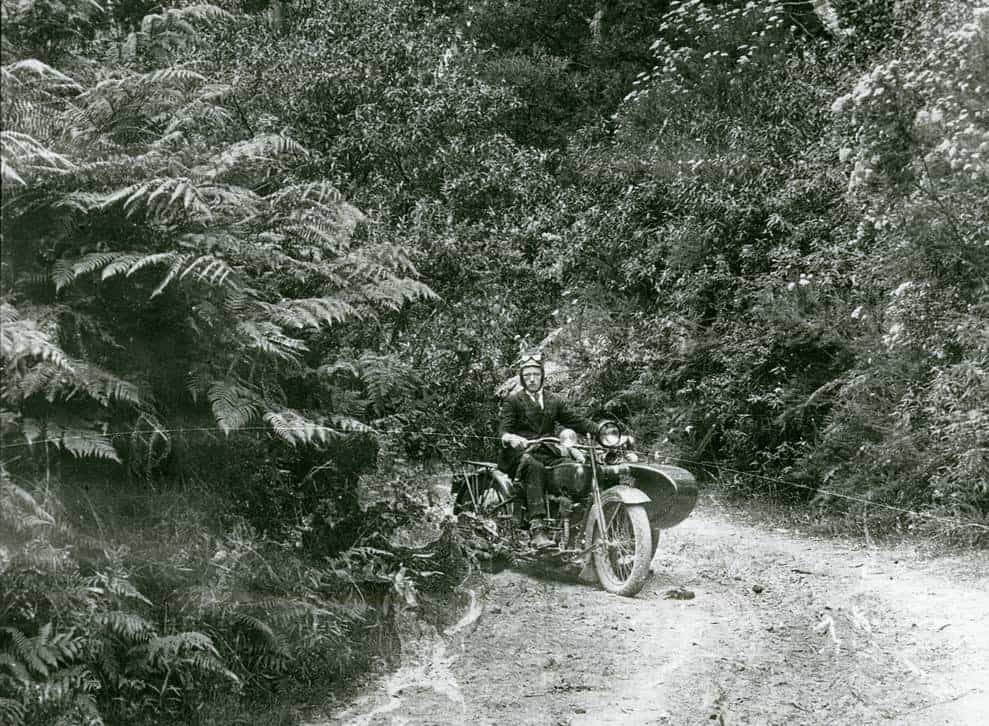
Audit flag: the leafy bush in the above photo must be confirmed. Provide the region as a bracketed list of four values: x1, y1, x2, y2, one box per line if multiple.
[803, 1, 989, 537]
[510, 0, 987, 542]
[1, 470, 238, 725]
[1, 1, 434, 474]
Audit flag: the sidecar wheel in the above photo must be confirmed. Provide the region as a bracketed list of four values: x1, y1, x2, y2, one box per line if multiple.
[591, 503, 652, 597]
[454, 474, 510, 517]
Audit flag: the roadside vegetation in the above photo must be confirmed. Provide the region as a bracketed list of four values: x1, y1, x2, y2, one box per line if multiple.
[2, 0, 986, 723]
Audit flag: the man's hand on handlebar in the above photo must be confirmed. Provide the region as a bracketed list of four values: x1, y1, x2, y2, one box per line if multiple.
[501, 433, 529, 449]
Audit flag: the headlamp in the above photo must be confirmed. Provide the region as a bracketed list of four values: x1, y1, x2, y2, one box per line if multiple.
[596, 420, 622, 448]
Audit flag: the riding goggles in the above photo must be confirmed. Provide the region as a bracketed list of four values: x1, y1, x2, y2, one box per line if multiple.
[519, 352, 544, 370]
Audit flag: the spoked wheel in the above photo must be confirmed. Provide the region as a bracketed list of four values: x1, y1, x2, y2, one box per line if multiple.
[591, 501, 653, 597]
[453, 470, 512, 518]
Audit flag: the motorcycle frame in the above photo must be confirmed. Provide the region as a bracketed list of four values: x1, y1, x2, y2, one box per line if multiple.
[585, 434, 611, 551]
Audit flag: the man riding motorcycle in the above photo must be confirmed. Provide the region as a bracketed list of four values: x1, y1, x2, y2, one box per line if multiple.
[499, 352, 596, 549]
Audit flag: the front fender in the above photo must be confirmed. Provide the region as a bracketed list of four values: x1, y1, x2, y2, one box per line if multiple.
[578, 485, 651, 585]
[598, 484, 651, 506]
[580, 485, 650, 549]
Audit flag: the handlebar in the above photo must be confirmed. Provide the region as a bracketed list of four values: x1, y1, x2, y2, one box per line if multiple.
[507, 435, 589, 450]
[505, 433, 634, 451]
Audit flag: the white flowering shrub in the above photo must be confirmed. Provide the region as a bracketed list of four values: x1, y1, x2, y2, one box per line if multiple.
[620, 0, 835, 158]
[834, 3, 989, 195]
[814, 1, 989, 538]
[551, 0, 987, 540]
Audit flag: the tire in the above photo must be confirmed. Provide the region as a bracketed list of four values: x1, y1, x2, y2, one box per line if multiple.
[454, 471, 514, 571]
[591, 501, 653, 597]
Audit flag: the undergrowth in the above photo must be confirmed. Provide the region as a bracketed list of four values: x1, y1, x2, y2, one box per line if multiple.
[0, 459, 467, 726]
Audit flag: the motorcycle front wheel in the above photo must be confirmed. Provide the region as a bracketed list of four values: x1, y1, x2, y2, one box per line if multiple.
[591, 501, 653, 597]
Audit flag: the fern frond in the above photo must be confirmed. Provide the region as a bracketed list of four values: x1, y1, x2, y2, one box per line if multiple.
[186, 367, 212, 404]
[158, 99, 233, 140]
[180, 652, 240, 683]
[198, 83, 234, 103]
[53, 252, 129, 291]
[94, 574, 152, 606]
[88, 372, 141, 407]
[355, 353, 417, 411]
[141, 68, 208, 87]
[0, 697, 25, 725]
[7, 365, 59, 404]
[208, 381, 262, 434]
[99, 254, 144, 280]
[61, 433, 121, 462]
[94, 611, 153, 643]
[138, 631, 217, 663]
[64, 178, 212, 222]
[1, 131, 74, 185]
[264, 409, 341, 446]
[0, 131, 73, 168]
[0, 308, 72, 370]
[178, 254, 238, 289]
[268, 181, 342, 208]
[1, 158, 25, 185]
[0, 651, 33, 684]
[76, 69, 205, 111]
[37, 664, 100, 706]
[280, 222, 351, 256]
[148, 254, 188, 298]
[236, 321, 307, 362]
[329, 415, 375, 434]
[1, 59, 82, 91]
[71, 152, 162, 181]
[260, 297, 360, 330]
[1, 627, 48, 678]
[201, 134, 308, 180]
[357, 278, 437, 310]
[316, 360, 360, 378]
[142, 4, 233, 35]
[49, 631, 87, 664]
[44, 426, 121, 462]
[0, 482, 55, 527]
[125, 251, 180, 277]
[367, 243, 421, 276]
[10, 542, 71, 571]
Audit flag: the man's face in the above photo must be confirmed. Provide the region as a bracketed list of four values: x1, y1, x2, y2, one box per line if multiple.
[521, 366, 543, 393]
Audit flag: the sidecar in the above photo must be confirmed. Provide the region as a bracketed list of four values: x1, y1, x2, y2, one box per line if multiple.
[547, 459, 698, 554]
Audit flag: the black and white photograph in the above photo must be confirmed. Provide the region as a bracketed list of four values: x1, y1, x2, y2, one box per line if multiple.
[1, 1, 987, 724]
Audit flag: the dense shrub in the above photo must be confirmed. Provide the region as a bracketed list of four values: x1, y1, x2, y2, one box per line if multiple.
[518, 0, 987, 540]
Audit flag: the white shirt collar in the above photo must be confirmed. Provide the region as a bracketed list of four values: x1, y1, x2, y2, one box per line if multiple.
[527, 390, 544, 409]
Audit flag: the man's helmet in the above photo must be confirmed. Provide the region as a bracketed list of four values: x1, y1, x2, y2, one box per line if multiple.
[518, 350, 544, 391]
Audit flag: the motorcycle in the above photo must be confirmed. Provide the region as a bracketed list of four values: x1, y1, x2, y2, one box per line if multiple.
[451, 421, 697, 597]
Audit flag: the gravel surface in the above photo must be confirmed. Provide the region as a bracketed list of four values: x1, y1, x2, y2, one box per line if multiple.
[313, 501, 989, 725]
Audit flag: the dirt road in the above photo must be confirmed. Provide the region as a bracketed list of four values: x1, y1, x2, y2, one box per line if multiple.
[316, 501, 989, 725]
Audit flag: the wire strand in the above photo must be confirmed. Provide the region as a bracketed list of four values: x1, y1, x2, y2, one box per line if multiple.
[2, 424, 986, 532]
[630, 450, 989, 532]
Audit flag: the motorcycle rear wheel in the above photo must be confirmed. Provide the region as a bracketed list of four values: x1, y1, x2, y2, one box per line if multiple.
[591, 502, 653, 597]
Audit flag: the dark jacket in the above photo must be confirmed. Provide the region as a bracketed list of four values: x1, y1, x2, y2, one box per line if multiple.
[497, 389, 595, 473]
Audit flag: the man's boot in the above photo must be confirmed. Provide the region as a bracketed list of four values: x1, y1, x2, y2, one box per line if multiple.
[529, 519, 554, 549]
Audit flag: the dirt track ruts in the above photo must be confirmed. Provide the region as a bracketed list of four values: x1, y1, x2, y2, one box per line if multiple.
[315, 500, 989, 726]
